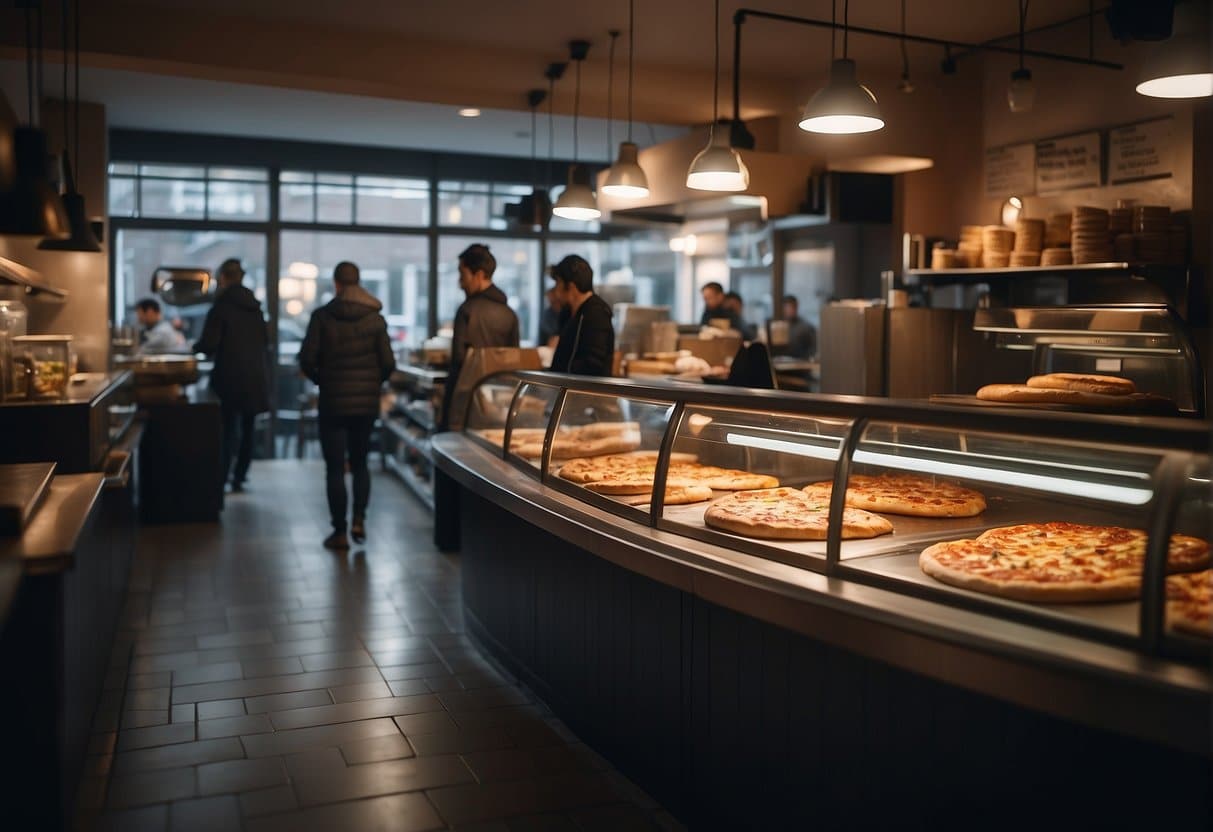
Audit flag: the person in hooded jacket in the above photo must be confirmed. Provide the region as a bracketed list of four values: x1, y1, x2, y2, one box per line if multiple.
[299, 261, 396, 551]
[193, 259, 271, 494]
[440, 244, 519, 430]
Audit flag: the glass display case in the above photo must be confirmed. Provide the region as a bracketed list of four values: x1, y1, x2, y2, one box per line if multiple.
[459, 371, 1211, 662]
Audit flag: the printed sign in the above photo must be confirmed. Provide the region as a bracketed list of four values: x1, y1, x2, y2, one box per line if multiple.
[1035, 132, 1102, 193]
[1109, 117, 1174, 185]
[984, 143, 1036, 199]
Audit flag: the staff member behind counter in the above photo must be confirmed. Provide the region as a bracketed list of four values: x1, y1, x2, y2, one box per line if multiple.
[548, 254, 614, 376]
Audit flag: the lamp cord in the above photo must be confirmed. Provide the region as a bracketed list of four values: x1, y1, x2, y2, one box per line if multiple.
[36, 0, 43, 127]
[627, 0, 635, 142]
[74, 0, 81, 167]
[547, 75, 555, 186]
[573, 57, 580, 162]
[830, 0, 836, 63]
[530, 105, 537, 187]
[900, 0, 909, 78]
[843, 0, 849, 60]
[1019, 0, 1029, 71]
[711, 0, 719, 126]
[61, 0, 69, 162]
[607, 30, 617, 157]
[25, 3, 33, 125]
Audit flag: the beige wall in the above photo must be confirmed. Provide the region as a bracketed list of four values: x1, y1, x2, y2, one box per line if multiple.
[0, 94, 109, 371]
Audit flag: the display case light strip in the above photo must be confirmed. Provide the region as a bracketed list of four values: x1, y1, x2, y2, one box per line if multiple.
[859, 439, 1153, 481]
[726, 433, 1153, 505]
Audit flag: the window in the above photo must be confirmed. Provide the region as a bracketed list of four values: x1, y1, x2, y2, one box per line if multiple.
[278, 230, 429, 353]
[437, 236, 541, 346]
[438, 181, 531, 230]
[106, 163, 270, 221]
[280, 171, 430, 227]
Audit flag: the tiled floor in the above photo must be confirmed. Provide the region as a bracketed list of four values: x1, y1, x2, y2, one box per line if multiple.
[77, 461, 681, 832]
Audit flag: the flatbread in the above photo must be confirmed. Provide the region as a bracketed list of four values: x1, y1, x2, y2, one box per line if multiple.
[703, 487, 893, 541]
[616, 485, 715, 506]
[803, 474, 985, 518]
[1026, 373, 1136, 395]
[1166, 569, 1212, 638]
[919, 522, 1210, 603]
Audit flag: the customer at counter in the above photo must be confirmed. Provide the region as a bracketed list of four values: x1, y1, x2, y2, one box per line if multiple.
[549, 254, 614, 376]
[699, 282, 744, 333]
[724, 291, 758, 341]
[193, 259, 271, 494]
[299, 261, 395, 551]
[773, 295, 817, 359]
[135, 298, 186, 354]
[441, 244, 520, 430]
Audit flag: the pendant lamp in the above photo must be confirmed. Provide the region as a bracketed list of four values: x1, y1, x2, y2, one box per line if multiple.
[1005, 0, 1035, 113]
[0, 3, 69, 239]
[1136, 1, 1212, 99]
[799, 0, 884, 134]
[41, 0, 101, 251]
[513, 87, 552, 231]
[603, 0, 650, 198]
[553, 41, 600, 222]
[686, 0, 749, 192]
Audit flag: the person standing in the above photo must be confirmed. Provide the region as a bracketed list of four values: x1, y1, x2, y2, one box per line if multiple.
[299, 261, 396, 551]
[441, 244, 519, 430]
[135, 297, 187, 354]
[537, 286, 566, 348]
[779, 294, 817, 359]
[193, 259, 270, 494]
[549, 254, 614, 376]
[724, 291, 759, 341]
[699, 281, 744, 332]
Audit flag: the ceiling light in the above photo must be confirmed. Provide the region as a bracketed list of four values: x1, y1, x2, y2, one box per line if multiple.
[457, 108, 481, 118]
[553, 164, 600, 221]
[1007, 68, 1035, 113]
[1136, 2, 1211, 99]
[603, 0, 650, 199]
[800, 59, 884, 134]
[687, 0, 749, 192]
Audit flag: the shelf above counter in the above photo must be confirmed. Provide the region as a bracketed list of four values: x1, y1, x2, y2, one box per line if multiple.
[907, 262, 1186, 279]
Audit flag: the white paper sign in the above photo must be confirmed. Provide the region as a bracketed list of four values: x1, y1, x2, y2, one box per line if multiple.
[1108, 117, 1174, 184]
[1035, 132, 1102, 193]
[984, 143, 1036, 199]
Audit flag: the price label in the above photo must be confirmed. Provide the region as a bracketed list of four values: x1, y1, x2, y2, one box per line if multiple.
[1109, 117, 1174, 185]
[1035, 132, 1102, 193]
[984, 143, 1035, 199]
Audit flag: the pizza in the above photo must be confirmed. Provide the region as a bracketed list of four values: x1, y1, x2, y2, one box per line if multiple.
[616, 485, 715, 506]
[557, 455, 775, 493]
[703, 487, 893, 541]
[1166, 569, 1212, 638]
[556, 452, 696, 484]
[802, 474, 986, 518]
[919, 522, 1211, 602]
[1026, 373, 1136, 396]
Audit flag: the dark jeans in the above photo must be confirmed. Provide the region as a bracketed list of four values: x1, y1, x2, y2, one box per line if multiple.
[221, 407, 256, 486]
[319, 412, 376, 532]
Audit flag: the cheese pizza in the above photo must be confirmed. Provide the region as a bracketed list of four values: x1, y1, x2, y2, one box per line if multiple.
[1166, 569, 1212, 638]
[703, 487, 893, 541]
[803, 474, 986, 518]
[919, 522, 1210, 602]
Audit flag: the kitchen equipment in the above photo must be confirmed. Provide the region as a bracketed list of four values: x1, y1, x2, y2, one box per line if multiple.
[114, 354, 200, 386]
[0, 299, 29, 403]
[151, 267, 212, 307]
[11, 334, 72, 400]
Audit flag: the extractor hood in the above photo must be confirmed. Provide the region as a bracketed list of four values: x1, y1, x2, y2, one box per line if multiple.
[0, 256, 68, 297]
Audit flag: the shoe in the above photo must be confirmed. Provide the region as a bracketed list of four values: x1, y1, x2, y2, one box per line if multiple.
[323, 531, 349, 551]
[351, 518, 366, 544]
[230, 482, 245, 493]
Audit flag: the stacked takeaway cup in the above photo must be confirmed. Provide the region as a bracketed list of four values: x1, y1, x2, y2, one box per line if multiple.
[1041, 212, 1072, 266]
[1071, 206, 1112, 264]
[982, 225, 1015, 268]
[1134, 205, 1171, 263]
[958, 225, 984, 267]
[1010, 218, 1044, 267]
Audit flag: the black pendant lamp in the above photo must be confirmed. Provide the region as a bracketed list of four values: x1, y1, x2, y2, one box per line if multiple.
[0, 2, 69, 239]
[41, 0, 101, 251]
[517, 87, 552, 231]
[552, 40, 600, 222]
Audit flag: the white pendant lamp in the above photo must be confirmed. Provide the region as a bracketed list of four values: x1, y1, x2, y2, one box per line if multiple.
[799, 0, 884, 134]
[1004, 0, 1035, 114]
[1135, 2, 1212, 99]
[687, 0, 749, 192]
[603, 0, 650, 198]
[552, 41, 600, 222]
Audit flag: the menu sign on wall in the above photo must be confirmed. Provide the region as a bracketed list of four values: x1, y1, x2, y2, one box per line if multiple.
[1108, 117, 1174, 185]
[984, 143, 1035, 199]
[1035, 132, 1102, 193]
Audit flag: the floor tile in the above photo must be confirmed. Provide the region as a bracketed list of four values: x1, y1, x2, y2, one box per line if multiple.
[340, 733, 415, 765]
[129, 671, 173, 690]
[123, 710, 171, 729]
[426, 773, 621, 827]
[330, 680, 393, 703]
[114, 737, 245, 775]
[242, 716, 400, 758]
[241, 656, 305, 678]
[107, 767, 197, 809]
[267, 693, 443, 731]
[393, 711, 460, 737]
[196, 713, 274, 739]
[300, 649, 375, 672]
[170, 704, 196, 724]
[379, 662, 449, 681]
[462, 746, 592, 784]
[172, 666, 383, 704]
[116, 721, 195, 753]
[126, 687, 172, 710]
[292, 754, 475, 807]
[197, 757, 289, 796]
[172, 661, 244, 687]
[167, 795, 241, 832]
[245, 791, 443, 832]
[239, 785, 298, 818]
[196, 629, 274, 650]
[197, 698, 246, 720]
[408, 725, 516, 757]
[244, 688, 332, 714]
[93, 803, 169, 831]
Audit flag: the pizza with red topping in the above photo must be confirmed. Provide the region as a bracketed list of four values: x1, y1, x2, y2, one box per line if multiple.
[802, 473, 986, 518]
[1166, 569, 1212, 638]
[919, 522, 1210, 602]
[704, 487, 893, 541]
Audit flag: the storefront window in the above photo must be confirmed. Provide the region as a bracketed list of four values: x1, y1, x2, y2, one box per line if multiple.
[281, 171, 430, 227]
[436, 236, 541, 346]
[106, 163, 269, 221]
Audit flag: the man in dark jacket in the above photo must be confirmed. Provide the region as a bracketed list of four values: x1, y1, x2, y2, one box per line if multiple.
[441, 244, 519, 430]
[299, 261, 396, 551]
[193, 259, 270, 494]
[549, 254, 614, 376]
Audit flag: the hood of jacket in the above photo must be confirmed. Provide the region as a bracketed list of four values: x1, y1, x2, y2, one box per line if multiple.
[326, 283, 383, 321]
[476, 284, 509, 306]
[217, 284, 262, 311]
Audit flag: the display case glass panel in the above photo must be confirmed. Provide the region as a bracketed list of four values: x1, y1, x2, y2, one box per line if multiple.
[505, 381, 561, 471]
[463, 373, 523, 454]
[1164, 456, 1212, 648]
[840, 421, 1167, 642]
[545, 391, 675, 522]
[659, 406, 853, 570]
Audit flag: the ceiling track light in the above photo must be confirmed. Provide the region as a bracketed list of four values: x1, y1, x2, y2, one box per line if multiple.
[897, 0, 914, 93]
[41, 0, 100, 251]
[1, 1, 69, 240]
[800, 0, 884, 134]
[1135, 1, 1212, 99]
[687, 0, 749, 192]
[552, 40, 600, 221]
[603, 0, 650, 199]
[1006, 0, 1035, 113]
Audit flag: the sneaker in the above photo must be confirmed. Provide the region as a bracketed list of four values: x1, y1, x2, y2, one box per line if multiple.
[323, 531, 349, 551]
[351, 518, 366, 544]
